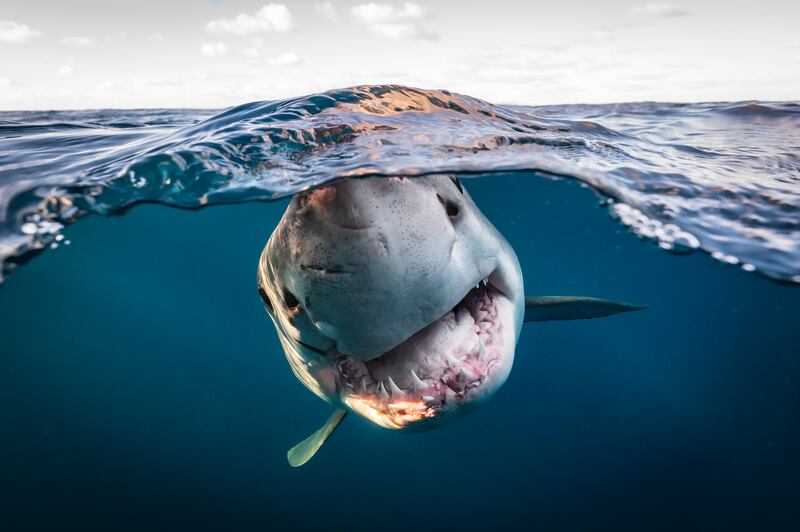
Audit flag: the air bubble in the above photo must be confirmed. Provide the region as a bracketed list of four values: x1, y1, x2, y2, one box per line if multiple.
[671, 231, 700, 252]
[21, 223, 38, 235]
[712, 251, 740, 265]
[611, 203, 699, 255]
[129, 170, 147, 189]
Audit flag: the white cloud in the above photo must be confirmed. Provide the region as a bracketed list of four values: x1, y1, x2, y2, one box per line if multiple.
[351, 2, 435, 40]
[243, 37, 264, 57]
[60, 36, 96, 48]
[205, 4, 292, 35]
[0, 20, 42, 43]
[267, 52, 302, 67]
[57, 64, 74, 75]
[242, 39, 301, 65]
[315, 2, 339, 22]
[633, 3, 690, 17]
[201, 41, 229, 57]
[352, 2, 424, 23]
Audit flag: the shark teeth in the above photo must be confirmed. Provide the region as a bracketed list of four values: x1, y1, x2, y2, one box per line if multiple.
[377, 381, 389, 400]
[386, 375, 404, 396]
[478, 337, 488, 361]
[444, 352, 460, 366]
[409, 369, 426, 391]
[334, 271, 503, 409]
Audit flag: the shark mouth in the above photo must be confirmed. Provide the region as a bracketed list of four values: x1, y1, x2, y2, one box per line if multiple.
[334, 273, 515, 429]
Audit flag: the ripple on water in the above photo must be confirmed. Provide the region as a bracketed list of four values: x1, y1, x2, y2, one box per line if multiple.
[0, 85, 798, 283]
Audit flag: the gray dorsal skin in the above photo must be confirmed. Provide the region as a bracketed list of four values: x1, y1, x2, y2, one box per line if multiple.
[287, 409, 347, 467]
[290, 296, 645, 466]
[524, 296, 646, 323]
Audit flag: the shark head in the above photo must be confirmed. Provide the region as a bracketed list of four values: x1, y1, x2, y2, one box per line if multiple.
[258, 175, 525, 429]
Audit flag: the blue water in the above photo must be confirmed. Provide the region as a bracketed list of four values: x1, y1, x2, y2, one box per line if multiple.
[1, 86, 799, 530]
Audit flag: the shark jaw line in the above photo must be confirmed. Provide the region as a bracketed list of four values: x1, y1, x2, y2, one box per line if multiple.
[334, 270, 514, 429]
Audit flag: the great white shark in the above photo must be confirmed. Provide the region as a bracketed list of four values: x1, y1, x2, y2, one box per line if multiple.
[257, 175, 644, 466]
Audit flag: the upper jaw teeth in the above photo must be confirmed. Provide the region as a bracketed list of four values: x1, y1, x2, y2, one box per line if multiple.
[475, 277, 489, 289]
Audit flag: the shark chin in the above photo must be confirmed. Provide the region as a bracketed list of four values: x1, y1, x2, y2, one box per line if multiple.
[257, 174, 644, 466]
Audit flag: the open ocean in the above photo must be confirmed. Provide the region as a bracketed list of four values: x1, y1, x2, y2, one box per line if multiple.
[1, 86, 799, 531]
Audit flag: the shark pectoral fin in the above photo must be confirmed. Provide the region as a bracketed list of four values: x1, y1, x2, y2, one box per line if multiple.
[287, 409, 347, 467]
[524, 296, 646, 323]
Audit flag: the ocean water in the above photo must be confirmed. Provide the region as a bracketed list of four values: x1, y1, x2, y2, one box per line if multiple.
[1, 86, 799, 530]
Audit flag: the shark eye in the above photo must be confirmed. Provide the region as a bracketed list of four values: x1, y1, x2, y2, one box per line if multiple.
[437, 193, 460, 218]
[283, 288, 301, 309]
[450, 176, 464, 194]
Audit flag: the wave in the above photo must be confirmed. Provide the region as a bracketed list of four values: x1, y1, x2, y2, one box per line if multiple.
[1, 85, 798, 283]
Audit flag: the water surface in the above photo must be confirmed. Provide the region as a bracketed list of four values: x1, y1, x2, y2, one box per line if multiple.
[1, 86, 799, 283]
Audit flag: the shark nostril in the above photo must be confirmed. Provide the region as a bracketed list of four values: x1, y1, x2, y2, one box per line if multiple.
[437, 194, 460, 219]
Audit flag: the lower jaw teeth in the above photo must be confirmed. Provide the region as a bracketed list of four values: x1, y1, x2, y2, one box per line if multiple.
[340, 286, 499, 406]
[344, 334, 495, 401]
[478, 338, 488, 361]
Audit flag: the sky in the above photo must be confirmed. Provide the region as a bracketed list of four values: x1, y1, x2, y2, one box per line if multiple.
[0, 0, 798, 110]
